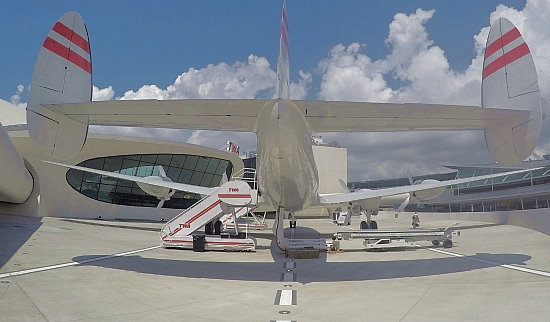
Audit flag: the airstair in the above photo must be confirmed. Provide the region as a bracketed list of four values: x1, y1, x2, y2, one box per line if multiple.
[160, 168, 259, 251]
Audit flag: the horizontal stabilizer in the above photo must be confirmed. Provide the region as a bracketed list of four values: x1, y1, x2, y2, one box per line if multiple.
[41, 99, 272, 131]
[42, 98, 531, 135]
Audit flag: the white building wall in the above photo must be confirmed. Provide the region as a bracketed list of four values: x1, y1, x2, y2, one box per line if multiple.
[298, 145, 347, 218]
[312, 145, 347, 194]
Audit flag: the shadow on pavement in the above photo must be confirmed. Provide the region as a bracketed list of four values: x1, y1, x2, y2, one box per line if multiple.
[0, 215, 42, 269]
[72, 246, 531, 283]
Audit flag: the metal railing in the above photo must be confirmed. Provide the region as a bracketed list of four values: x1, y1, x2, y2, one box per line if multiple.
[231, 167, 257, 190]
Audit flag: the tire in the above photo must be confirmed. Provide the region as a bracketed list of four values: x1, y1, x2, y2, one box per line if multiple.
[204, 222, 213, 235]
[432, 240, 440, 246]
[443, 239, 453, 248]
[369, 220, 378, 229]
[360, 221, 369, 229]
[214, 220, 222, 235]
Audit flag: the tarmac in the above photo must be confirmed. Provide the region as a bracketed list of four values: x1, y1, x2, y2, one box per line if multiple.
[1, 212, 550, 321]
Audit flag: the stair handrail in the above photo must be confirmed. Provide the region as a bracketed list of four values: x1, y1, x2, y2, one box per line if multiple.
[162, 189, 217, 230]
[231, 167, 257, 189]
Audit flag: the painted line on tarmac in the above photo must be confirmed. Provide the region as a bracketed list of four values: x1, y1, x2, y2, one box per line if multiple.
[0, 245, 161, 279]
[424, 247, 550, 278]
[274, 289, 297, 305]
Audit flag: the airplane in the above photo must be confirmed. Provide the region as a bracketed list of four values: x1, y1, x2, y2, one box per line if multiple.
[26, 1, 542, 249]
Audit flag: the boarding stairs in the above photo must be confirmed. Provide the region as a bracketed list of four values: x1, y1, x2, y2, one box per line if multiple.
[161, 169, 259, 250]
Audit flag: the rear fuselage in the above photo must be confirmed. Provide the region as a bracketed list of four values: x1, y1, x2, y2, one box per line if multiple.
[256, 99, 319, 212]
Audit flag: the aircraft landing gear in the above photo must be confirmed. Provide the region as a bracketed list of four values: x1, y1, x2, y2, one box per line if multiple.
[360, 220, 378, 229]
[360, 209, 378, 229]
[273, 207, 287, 250]
[289, 212, 297, 228]
[369, 220, 378, 229]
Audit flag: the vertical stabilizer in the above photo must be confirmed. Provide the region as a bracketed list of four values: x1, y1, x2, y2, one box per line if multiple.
[277, 0, 290, 100]
[27, 12, 91, 160]
[482, 18, 542, 164]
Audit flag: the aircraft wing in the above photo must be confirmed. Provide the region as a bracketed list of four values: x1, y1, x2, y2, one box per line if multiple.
[318, 167, 540, 205]
[292, 100, 530, 132]
[44, 161, 217, 196]
[43, 99, 274, 132]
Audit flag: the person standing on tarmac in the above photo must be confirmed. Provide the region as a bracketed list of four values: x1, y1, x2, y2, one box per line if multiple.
[412, 212, 420, 228]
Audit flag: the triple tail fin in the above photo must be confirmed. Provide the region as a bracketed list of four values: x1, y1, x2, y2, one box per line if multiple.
[277, 0, 290, 100]
[27, 11, 91, 160]
[482, 17, 542, 164]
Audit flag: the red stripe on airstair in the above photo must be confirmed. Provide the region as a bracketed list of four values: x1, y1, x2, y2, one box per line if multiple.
[163, 239, 254, 246]
[184, 199, 222, 226]
[218, 194, 251, 198]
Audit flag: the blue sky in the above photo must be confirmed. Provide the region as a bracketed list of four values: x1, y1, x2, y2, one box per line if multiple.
[1, 0, 525, 101]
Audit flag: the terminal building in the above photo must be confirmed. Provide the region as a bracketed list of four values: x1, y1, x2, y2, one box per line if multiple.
[0, 99, 244, 221]
[349, 158, 550, 213]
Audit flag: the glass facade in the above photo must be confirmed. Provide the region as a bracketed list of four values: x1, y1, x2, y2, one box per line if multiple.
[66, 154, 233, 209]
[350, 162, 550, 213]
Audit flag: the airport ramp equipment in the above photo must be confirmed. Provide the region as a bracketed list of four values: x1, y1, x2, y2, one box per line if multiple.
[332, 222, 459, 250]
[161, 169, 258, 251]
[221, 211, 269, 230]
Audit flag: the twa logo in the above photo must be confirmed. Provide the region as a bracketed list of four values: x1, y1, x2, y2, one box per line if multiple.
[179, 223, 190, 228]
[229, 188, 239, 192]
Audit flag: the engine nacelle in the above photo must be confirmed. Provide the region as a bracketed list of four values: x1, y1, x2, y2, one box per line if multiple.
[411, 179, 446, 201]
[136, 176, 176, 201]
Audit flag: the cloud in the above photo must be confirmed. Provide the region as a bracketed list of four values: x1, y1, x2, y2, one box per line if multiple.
[92, 86, 115, 101]
[9, 85, 27, 108]
[119, 55, 276, 100]
[316, 2, 550, 180]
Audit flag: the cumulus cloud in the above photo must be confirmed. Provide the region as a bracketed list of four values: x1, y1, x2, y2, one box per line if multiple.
[92, 86, 115, 101]
[9, 85, 27, 108]
[119, 55, 276, 100]
[317, 2, 550, 180]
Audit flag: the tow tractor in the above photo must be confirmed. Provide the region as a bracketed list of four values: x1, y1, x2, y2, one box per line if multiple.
[160, 169, 259, 251]
[330, 222, 460, 251]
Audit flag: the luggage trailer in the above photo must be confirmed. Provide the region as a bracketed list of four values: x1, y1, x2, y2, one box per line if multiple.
[331, 222, 460, 250]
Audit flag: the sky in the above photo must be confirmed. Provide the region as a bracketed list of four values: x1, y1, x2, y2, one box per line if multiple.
[3, 0, 550, 181]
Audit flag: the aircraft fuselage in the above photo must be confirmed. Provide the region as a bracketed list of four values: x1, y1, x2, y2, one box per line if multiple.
[256, 99, 319, 212]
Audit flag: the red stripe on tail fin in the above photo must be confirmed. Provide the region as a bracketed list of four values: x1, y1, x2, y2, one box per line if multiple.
[482, 42, 529, 79]
[43, 37, 91, 74]
[52, 22, 90, 54]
